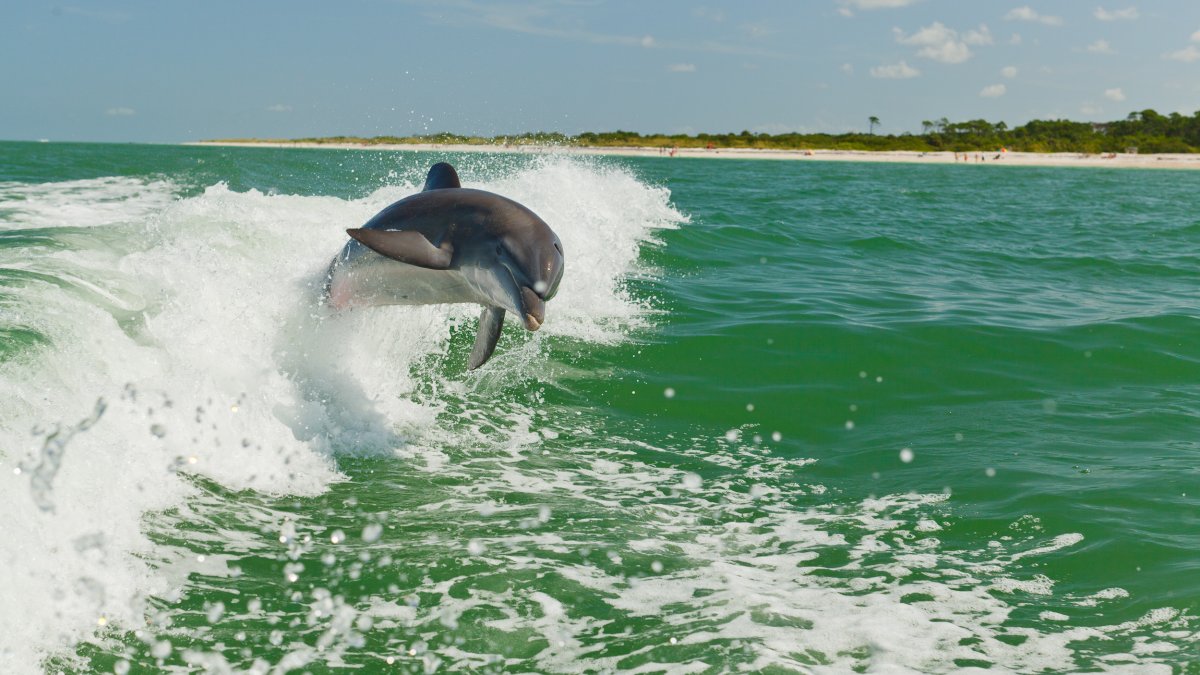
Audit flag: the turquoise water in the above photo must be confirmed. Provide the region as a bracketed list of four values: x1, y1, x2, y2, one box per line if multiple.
[1, 141, 1198, 672]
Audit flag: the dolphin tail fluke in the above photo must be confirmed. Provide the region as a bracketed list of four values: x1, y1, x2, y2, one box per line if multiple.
[468, 307, 505, 370]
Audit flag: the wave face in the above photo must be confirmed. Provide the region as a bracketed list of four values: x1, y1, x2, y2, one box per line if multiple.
[1, 142, 1198, 672]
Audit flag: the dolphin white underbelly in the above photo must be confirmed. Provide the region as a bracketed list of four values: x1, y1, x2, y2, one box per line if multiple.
[327, 243, 480, 310]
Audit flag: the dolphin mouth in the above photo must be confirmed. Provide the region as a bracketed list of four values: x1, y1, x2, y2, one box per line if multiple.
[519, 286, 545, 331]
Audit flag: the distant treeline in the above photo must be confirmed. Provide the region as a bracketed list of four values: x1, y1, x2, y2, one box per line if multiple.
[213, 109, 1200, 154]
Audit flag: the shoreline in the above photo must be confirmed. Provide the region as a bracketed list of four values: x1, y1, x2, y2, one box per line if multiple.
[187, 141, 1200, 170]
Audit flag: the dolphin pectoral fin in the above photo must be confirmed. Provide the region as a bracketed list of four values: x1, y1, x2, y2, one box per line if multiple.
[468, 307, 505, 370]
[346, 229, 453, 269]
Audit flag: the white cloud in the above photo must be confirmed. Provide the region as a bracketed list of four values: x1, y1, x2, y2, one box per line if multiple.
[266, 104, 292, 112]
[1009, 33, 1023, 45]
[836, 0, 918, 17]
[1104, 88, 1126, 101]
[841, 63, 855, 75]
[1165, 45, 1200, 62]
[964, 24, 994, 46]
[1192, 28, 1200, 42]
[1087, 39, 1115, 54]
[640, 35, 656, 48]
[1005, 6, 1063, 26]
[1002, 65, 1018, 78]
[980, 83, 1007, 98]
[870, 61, 920, 78]
[667, 63, 696, 73]
[1095, 7, 1139, 21]
[105, 107, 135, 116]
[894, 22, 974, 63]
[692, 7, 725, 23]
[1081, 103, 1103, 115]
[741, 22, 773, 39]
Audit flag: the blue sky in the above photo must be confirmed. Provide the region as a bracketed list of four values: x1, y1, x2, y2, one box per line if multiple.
[3, 1, 1200, 142]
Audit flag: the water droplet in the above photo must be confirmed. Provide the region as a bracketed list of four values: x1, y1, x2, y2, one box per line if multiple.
[663, 387, 676, 399]
[206, 601, 225, 624]
[330, 529, 345, 544]
[467, 539, 486, 555]
[362, 523, 383, 543]
[899, 448, 914, 463]
[745, 403, 755, 412]
[845, 420, 855, 430]
[986, 467, 997, 477]
[651, 560, 663, 573]
[771, 431, 782, 442]
[724, 429, 739, 442]
[151, 640, 172, 659]
[681, 472, 702, 490]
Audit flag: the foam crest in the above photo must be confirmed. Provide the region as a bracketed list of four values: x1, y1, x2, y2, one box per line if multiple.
[0, 177, 179, 230]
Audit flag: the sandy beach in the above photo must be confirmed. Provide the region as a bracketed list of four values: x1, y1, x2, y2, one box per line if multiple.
[190, 141, 1200, 170]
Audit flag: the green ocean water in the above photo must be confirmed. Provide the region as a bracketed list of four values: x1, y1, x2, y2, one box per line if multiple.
[1, 140, 1198, 673]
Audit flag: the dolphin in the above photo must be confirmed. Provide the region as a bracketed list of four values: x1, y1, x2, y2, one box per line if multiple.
[324, 162, 565, 369]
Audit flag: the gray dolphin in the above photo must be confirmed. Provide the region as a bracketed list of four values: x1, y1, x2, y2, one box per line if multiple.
[324, 162, 565, 369]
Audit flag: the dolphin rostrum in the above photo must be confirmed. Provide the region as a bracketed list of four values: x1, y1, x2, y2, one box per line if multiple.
[324, 162, 565, 369]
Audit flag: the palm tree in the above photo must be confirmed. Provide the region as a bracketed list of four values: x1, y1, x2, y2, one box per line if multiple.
[868, 116, 880, 135]
[921, 120, 934, 135]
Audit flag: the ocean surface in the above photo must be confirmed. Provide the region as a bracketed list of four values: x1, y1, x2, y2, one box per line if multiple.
[1, 140, 1198, 673]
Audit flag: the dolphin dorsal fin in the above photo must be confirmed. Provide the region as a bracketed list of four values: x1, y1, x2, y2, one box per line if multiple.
[422, 163, 461, 191]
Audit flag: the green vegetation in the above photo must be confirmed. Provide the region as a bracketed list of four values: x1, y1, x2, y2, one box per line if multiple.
[208, 109, 1200, 154]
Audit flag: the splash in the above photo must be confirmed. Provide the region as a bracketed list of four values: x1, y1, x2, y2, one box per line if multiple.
[0, 156, 683, 671]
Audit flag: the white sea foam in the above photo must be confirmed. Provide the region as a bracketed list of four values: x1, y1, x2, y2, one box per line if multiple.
[0, 157, 681, 671]
[0, 176, 179, 230]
